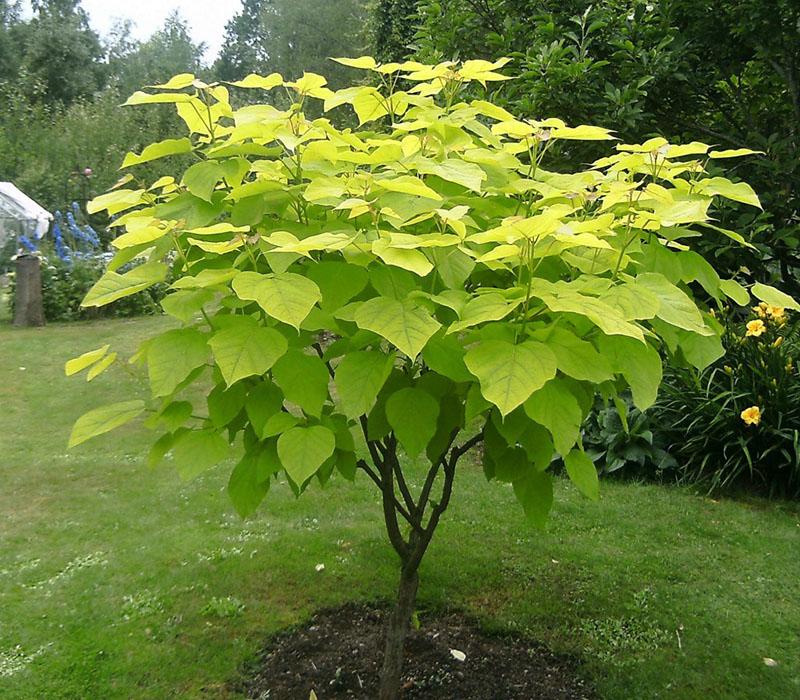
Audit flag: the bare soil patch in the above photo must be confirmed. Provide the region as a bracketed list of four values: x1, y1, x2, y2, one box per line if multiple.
[238, 603, 596, 699]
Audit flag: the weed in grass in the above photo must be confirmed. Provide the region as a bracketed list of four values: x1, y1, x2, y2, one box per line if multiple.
[121, 590, 164, 620]
[23, 551, 107, 594]
[0, 558, 41, 579]
[579, 588, 671, 665]
[0, 645, 50, 678]
[196, 546, 243, 563]
[201, 596, 246, 619]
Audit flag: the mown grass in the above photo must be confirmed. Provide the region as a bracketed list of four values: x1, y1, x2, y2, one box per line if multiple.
[1, 316, 798, 699]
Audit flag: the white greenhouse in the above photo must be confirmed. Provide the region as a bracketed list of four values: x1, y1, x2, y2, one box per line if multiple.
[0, 182, 52, 246]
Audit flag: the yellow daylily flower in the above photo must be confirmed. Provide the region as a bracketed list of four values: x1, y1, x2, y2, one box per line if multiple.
[740, 406, 762, 426]
[745, 319, 766, 337]
[766, 305, 786, 322]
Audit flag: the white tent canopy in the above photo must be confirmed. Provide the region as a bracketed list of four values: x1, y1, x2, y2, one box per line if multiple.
[0, 182, 53, 245]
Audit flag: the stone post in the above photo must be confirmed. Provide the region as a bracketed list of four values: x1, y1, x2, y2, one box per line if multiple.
[13, 254, 45, 327]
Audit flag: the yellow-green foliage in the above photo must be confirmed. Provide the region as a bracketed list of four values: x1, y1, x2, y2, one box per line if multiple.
[66, 57, 796, 525]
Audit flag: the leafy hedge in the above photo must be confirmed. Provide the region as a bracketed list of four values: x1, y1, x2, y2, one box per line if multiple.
[7, 256, 166, 322]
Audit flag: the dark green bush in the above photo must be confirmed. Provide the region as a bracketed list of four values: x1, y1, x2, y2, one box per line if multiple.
[582, 395, 676, 478]
[409, 0, 800, 292]
[654, 305, 800, 498]
[8, 255, 166, 322]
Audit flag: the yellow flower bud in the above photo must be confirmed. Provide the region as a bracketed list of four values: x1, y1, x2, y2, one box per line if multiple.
[724, 365, 733, 375]
[773, 336, 784, 348]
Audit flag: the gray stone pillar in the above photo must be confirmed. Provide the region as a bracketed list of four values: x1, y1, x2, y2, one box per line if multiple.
[13, 254, 45, 327]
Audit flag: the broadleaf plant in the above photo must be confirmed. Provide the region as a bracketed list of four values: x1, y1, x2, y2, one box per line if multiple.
[66, 57, 793, 700]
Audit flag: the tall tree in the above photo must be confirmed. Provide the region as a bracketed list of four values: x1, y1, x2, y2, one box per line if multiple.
[214, 0, 369, 86]
[373, 0, 419, 63]
[215, 0, 270, 82]
[107, 11, 206, 96]
[0, 1, 21, 81]
[19, 0, 105, 104]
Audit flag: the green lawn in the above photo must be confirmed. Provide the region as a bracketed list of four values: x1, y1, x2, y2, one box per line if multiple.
[1, 316, 799, 699]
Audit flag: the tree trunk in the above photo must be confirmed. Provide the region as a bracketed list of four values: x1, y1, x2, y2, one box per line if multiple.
[13, 255, 45, 327]
[378, 564, 420, 700]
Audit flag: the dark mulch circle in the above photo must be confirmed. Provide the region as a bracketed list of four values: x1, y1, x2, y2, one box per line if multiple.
[236, 603, 596, 699]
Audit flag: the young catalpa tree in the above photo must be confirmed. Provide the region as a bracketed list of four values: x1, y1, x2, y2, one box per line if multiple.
[65, 57, 797, 699]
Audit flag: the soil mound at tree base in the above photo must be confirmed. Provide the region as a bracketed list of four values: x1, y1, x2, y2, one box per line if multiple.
[237, 603, 596, 699]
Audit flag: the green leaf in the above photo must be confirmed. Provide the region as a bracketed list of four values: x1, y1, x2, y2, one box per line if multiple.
[171, 268, 238, 289]
[752, 283, 800, 312]
[121, 138, 193, 168]
[228, 447, 278, 518]
[233, 271, 322, 329]
[533, 327, 613, 383]
[417, 158, 486, 192]
[68, 400, 145, 448]
[183, 160, 226, 202]
[245, 382, 284, 439]
[87, 188, 145, 215]
[532, 280, 645, 341]
[172, 429, 230, 481]
[448, 293, 521, 333]
[263, 412, 299, 437]
[207, 382, 248, 428]
[678, 330, 724, 371]
[148, 328, 209, 397]
[161, 289, 216, 323]
[598, 335, 662, 410]
[719, 279, 750, 306]
[272, 349, 330, 418]
[208, 319, 289, 386]
[306, 261, 369, 311]
[372, 242, 433, 276]
[464, 340, 557, 416]
[385, 388, 440, 459]
[564, 449, 599, 501]
[636, 273, 711, 335]
[524, 380, 583, 455]
[422, 332, 473, 382]
[65, 344, 110, 376]
[149, 401, 193, 432]
[375, 175, 442, 200]
[82, 262, 167, 308]
[277, 426, 336, 485]
[154, 192, 224, 228]
[334, 350, 394, 419]
[699, 177, 761, 208]
[513, 471, 553, 529]
[354, 297, 441, 359]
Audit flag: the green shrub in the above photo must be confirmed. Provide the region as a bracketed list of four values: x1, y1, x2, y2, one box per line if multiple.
[654, 304, 800, 498]
[582, 395, 676, 478]
[7, 255, 166, 322]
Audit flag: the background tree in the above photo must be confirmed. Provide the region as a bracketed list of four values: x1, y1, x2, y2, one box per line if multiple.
[108, 11, 207, 96]
[18, 0, 105, 104]
[373, 0, 419, 63]
[214, 0, 370, 87]
[410, 0, 800, 292]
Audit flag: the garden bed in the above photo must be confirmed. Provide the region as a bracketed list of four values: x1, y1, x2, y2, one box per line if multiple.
[238, 603, 595, 699]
